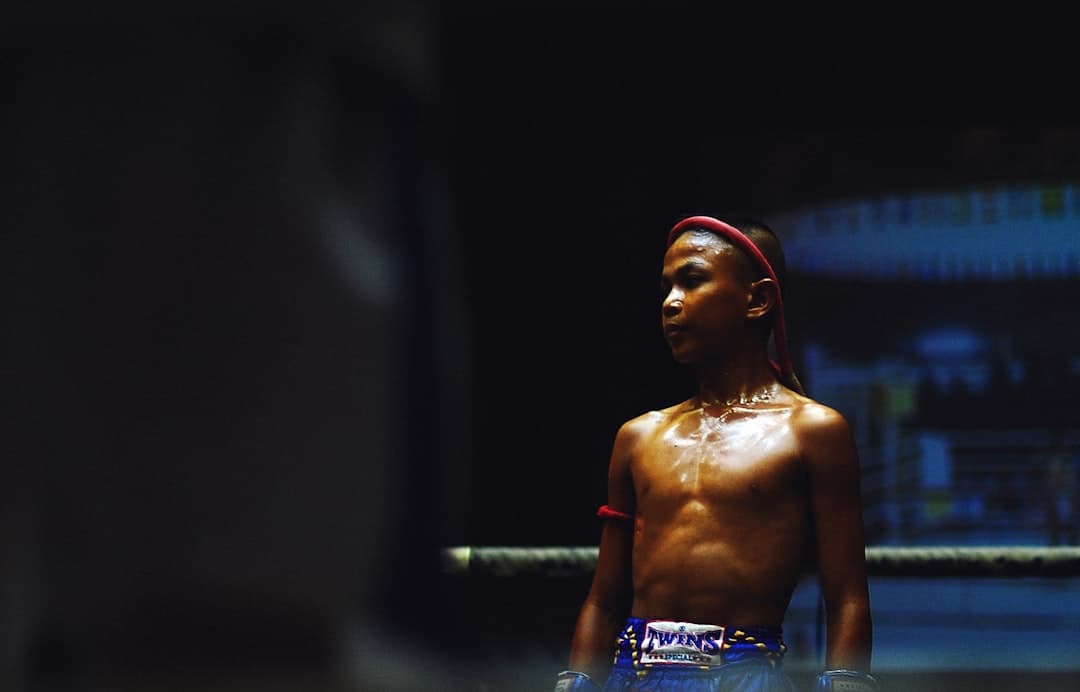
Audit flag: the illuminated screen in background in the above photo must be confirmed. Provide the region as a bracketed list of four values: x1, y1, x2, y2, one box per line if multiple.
[769, 184, 1080, 672]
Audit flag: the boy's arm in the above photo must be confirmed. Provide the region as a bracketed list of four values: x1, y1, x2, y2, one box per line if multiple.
[800, 405, 873, 672]
[564, 421, 637, 683]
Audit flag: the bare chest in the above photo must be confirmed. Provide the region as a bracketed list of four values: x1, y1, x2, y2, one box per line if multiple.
[633, 409, 805, 506]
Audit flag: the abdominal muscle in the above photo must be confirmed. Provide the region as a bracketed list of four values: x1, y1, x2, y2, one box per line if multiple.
[629, 487, 810, 627]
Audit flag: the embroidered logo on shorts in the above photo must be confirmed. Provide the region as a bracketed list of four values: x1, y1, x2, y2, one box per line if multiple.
[640, 620, 726, 667]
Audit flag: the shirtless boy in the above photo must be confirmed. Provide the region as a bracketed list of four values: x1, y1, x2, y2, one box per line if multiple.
[556, 216, 874, 691]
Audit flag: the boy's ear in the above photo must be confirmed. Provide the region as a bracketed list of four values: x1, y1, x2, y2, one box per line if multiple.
[746, 278, 778, 321]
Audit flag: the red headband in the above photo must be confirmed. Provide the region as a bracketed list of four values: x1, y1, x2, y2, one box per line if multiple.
[667, 216, 795, 383]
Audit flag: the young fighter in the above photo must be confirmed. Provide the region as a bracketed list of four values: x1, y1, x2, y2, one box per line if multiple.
[556, 216, 875, 691]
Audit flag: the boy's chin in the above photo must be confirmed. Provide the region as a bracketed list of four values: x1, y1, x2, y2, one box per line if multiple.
[668, 348, 701, 365]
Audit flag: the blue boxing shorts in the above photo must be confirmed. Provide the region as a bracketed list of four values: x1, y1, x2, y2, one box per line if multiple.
[602, 617, 795, 692]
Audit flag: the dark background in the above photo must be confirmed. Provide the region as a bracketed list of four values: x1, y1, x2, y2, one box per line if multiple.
[4, 2, 1080, 690]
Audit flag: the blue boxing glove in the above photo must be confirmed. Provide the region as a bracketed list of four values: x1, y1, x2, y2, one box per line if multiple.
[816, 669, 879, 692]
[554, 670, 600, 692]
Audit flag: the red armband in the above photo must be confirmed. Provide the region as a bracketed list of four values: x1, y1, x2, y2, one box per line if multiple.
[597, 505, 633, 522]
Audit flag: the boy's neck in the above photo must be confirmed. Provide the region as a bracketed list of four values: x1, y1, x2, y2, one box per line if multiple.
[694, 351, 779, 408]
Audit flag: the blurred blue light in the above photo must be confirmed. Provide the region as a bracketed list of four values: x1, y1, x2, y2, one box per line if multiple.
[773, 185, 1080, 281]
[914, 328, 985, 360]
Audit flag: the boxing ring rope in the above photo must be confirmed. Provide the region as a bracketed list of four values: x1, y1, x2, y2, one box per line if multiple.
[442, 546, 1080, 578]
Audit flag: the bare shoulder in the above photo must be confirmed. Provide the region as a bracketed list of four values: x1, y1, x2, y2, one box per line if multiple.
[783, 390, 861, 479]
[618, 399, 691, 438]
[612, 399, 692, 456]
[786, 393, 856, 452]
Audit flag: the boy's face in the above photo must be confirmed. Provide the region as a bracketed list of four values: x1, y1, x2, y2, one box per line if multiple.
[660, 231, 753, 364]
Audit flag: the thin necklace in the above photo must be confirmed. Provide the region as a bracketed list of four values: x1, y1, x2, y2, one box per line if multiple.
[699, 383, 778, 428]
[700, 383, 777, 410]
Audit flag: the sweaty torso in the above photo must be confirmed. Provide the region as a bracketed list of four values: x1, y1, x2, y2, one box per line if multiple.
[628, 394, 812, 627]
